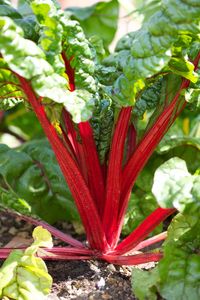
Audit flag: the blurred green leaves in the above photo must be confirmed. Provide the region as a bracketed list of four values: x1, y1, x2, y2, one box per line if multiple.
[0, 139, 79, 223]
[66, 0, 119, 48]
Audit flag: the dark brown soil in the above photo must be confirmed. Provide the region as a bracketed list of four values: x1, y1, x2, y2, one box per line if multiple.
[0, 212, 153, 299]
[47, 260, 135, 300]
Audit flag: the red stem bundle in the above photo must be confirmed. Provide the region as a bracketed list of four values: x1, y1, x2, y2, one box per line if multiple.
[16, 75, 108, 252]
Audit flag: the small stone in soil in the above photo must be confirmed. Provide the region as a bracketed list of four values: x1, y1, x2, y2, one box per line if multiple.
[96, 277, 105, 289]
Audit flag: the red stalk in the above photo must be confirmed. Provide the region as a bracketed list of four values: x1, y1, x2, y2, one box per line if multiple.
[78, 121, 105, 216]
[133, 231, 167, 251]
[0, 247, 93, 255]
[114, 208, 175, 255]
[17, 76, 108, 252]
[0, 248, 92, 261]
[6, 211, 84, 248]
[102, 252, 162, 265]
[126, 123, 137, 163]
[38, 255, 92, 261]
[103, 107, 132, 246]
[62, 52, 75, 92]
[60, 125, 78, 161]
[62, 53, 90, 182]
[63, 110, 88, 182]
[0, 110, 4, 122]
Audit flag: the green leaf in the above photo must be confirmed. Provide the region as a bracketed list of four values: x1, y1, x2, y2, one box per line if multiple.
[0, 186, 31, 215]
[152, 157, 194, 211]
[0, 15, 96, 122]
[91, 98, 114, 163]
[30, 0, 65, 76]
[157, 213, 200, 300]
[132, 267, 159, 300]
[0, 1, 22, 19]
[0, 58, 25, 110]
[106, 0, 200, 106]
[32, 226, 53, 249]
[66, 0, 119, 48]
[0, 226, 52, 300]
[132, 211, 200, 300]
[0, 140, 79, 223]
[168, 57, 198, 83]
[185, 68, 200, 112]
[159, 248, 200, 300]
[4, 104, 43, 140]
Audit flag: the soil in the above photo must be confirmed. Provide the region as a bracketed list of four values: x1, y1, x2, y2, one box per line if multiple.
[0, 212, 155, 300]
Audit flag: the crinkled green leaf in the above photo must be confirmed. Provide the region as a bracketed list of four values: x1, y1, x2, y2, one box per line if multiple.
[159, 249, 200, 300]
[133, 78, 163, 119]
[66, 0, 119, 48]
[61, 15, 98, 94]
[0, 16, 95, 122]
[0, 17, 61, 79]
[0, 58, 25, 110]
[185, 68, 200, 112]
[0, 140, 79, 223]
[30, 0, 65, 76]
[134, 0, 162, 22]
[105, 0, 200, 106]
[91, 98, 114, 163]
[0, 226, 52, 300]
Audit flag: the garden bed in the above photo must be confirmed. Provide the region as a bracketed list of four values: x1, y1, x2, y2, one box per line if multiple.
[0, 213, 135, 300]
[0, 212, 140, 299]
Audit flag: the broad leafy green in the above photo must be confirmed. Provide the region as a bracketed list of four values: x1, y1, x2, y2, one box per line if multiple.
[0, 226, 53, 300]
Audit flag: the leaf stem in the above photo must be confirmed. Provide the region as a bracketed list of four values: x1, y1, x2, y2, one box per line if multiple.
[79, 121, 105, 217]
[103, 107, 132, 246]
[102, 252, 162, 265]
[114, 208, 175, 255]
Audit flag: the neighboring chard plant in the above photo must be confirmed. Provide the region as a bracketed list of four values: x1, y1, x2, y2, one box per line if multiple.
[0, 0, 199, 270]
[132, 157, 200, 300]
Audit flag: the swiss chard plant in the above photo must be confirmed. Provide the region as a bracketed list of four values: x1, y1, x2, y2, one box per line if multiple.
[0, 0, 199, 271]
